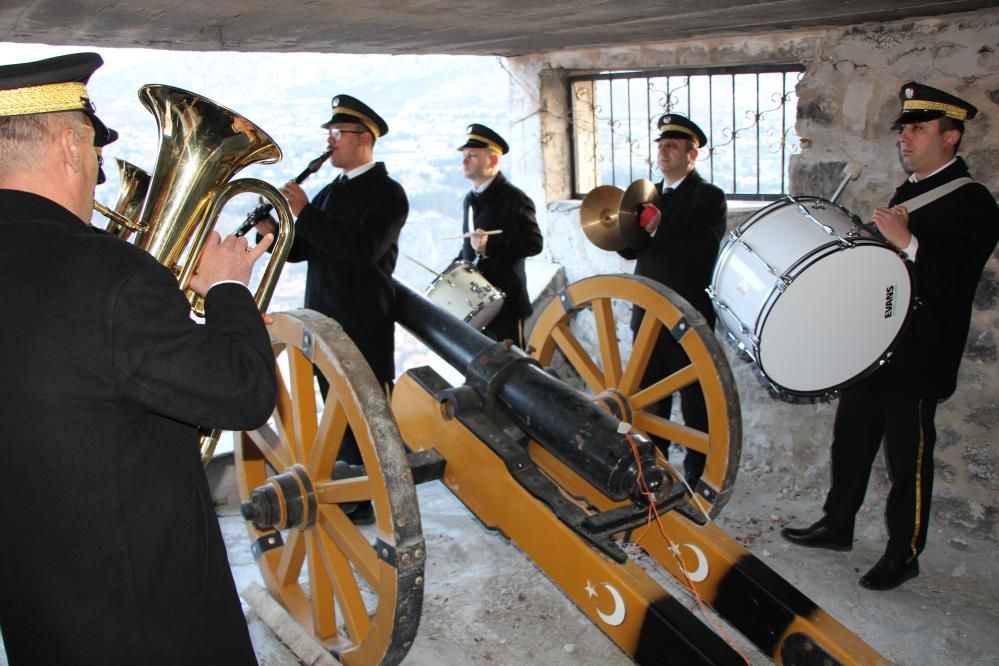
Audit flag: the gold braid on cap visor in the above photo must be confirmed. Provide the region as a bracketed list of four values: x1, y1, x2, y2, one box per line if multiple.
[331, 107, 380, 138]
[0, 82, 90, 117]
[901, 99, 968, 121]
[467, 133, 503, 154]
[658, 123, 700, 146]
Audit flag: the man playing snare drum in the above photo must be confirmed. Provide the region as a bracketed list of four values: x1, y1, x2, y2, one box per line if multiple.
[782, 82, 999, 590]
[454, 123, 543, 346]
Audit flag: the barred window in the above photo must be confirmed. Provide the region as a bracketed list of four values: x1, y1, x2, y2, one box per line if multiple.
[568, 65, 805, 200]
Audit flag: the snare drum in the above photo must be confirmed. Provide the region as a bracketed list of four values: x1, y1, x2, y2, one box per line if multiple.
[708, 196, 913, 396]
[426, 261, 506, 330]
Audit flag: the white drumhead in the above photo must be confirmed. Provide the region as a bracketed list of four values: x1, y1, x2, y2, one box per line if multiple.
[467, 297, 504, 330]
[425, 263, 505, 329]
[757, 243, 911, 393]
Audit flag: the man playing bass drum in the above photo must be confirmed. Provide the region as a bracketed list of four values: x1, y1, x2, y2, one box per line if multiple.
[782, 82, 999, 591]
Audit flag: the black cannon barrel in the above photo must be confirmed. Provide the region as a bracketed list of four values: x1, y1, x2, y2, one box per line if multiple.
[393, 279, 668, 503]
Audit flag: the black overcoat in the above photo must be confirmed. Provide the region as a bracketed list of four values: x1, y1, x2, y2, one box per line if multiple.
[863, 158, 999, 399]
[458, 171, 543, 326]
[618, 169, 727, 329]
[0, 190, 277, 664]
[287, 163, 408, 385]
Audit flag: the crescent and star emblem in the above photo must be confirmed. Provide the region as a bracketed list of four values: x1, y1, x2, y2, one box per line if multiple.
[671, 543, 710, 582]
[585, 580, 626, 626]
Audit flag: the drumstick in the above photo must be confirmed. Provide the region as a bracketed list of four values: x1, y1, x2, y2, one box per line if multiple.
[402, 252, 445, 279]
[440, 229, 505, 241]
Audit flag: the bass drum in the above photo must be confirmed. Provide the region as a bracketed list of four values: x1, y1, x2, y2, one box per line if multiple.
[425, 261, 505, 330]
[709, 196, 913, 396]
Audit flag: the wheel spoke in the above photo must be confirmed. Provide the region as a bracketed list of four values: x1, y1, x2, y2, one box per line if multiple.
[620, 310, 662, 395]
[277, 528, 307, 587]
[308, 398, 348, 478]
[306, 530, 338, 640]
[288, 346, 319, 462]
[272, 361, 297, 460]
[631, 363, 699, 409]
[244, 423, 291, 472]
[551, 321, 606, 393]
[317, 505, 381, 587]
[633, 411, 709, 453]
[315, 476, 374, 505]
[318, 528, 372, 642]
[591, 297, 623, 388]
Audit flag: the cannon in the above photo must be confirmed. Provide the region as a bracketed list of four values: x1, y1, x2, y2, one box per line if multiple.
[235, 273, 889, 665]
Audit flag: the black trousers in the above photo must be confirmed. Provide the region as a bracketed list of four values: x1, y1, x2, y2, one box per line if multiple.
[822, 384, 937, 562]
[637, 327, 709, 480]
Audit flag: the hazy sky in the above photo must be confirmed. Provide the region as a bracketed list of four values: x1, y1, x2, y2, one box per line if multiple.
[0, 41, 510, 182]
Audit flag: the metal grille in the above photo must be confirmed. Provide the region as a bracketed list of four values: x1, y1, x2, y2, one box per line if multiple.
[568, 65, 805, 200]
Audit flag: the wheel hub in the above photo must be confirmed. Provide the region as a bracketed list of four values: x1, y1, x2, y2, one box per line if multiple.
[240, 463, 317, 530]
[593, 388, 634, 423]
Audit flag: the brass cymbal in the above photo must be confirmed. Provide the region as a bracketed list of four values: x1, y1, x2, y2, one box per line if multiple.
[620, 179, 660, 250]
[579, 185, 626, 251]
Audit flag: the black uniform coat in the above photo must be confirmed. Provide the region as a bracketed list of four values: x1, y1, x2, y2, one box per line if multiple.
[287, 163, 408, 385]
[458, 171, 543, 329]
[0, 190, 277, 664]
[863, 158, 999, 399]
[618, 169, 728, 330]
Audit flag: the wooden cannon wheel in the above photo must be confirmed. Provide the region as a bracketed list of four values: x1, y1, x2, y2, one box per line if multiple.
[527, 274, 741, 517]
[235, 310, 424, 665]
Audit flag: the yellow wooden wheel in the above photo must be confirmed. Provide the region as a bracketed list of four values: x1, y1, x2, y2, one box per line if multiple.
[235, 310, 424, 665]
[527, 274, 741, 517]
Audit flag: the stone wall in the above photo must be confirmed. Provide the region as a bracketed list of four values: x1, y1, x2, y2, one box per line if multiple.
[504, 8, 999, 540]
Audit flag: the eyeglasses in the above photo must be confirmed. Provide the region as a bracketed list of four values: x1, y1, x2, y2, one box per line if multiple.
[94, 150, 106, 184]
[327, 128, 367, 140]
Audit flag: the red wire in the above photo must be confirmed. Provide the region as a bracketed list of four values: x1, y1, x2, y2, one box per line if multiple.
[624, 432, 752, 665]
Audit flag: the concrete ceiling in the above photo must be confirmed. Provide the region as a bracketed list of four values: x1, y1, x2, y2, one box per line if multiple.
[1, 0, 993, 57]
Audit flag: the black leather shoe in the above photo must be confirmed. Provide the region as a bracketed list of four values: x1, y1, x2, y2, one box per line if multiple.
[780, 521, 853, 551]
[860, 556, 918, 590]
[347, 501, 375, 526]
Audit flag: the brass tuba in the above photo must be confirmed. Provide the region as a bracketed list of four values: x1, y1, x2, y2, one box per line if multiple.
[133, 84, 294, 316]
[127, 84, 296, 463]
[94, 158, 151, 240]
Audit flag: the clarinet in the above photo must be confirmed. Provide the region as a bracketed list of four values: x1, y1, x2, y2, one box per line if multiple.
[233, 149, 331, 237]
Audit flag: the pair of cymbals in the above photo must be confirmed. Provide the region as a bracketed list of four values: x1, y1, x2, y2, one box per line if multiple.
[579, 179, 660, 251]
